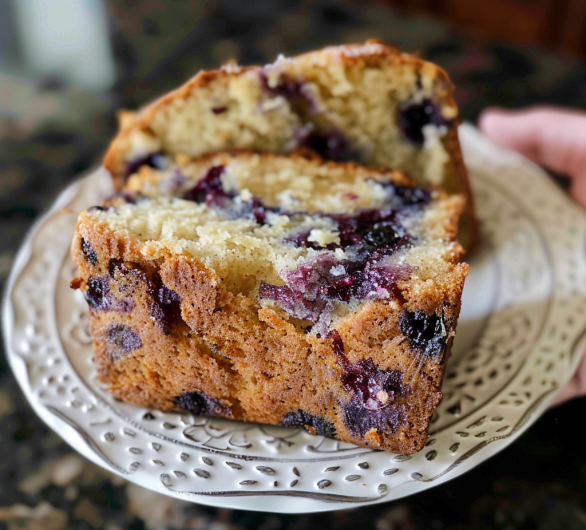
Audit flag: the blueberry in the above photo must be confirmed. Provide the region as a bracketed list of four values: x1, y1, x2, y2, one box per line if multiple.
[157, 285, 182, 306]
[329, 208, 404, 251]
[360, 221, 402, 248]
[391, 185, 432, 207]
[343, 398, 407, 437]
[399, 98, 448, 144]
[300, 130, 351, 161]
[259, 71, 325, 114]
[319, 275, 355, 302]
[125, 151, 166, 179]
[259, 72, 305, 101]
[85, 276, 113, 311]
[282, 409, 336, 438]
[180, 164, 276, 224]
[86, 264, 183, 338]
[81, 238, 98, 266]
[173, 391, 231, 416]
[399, 310, 447, 359]
[106, 324, 142, 353]
[155, 285, 182, 334]
[106, 261, 177, 329]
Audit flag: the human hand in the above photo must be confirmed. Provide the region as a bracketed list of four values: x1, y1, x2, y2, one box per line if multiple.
[478, 106, 586, 405]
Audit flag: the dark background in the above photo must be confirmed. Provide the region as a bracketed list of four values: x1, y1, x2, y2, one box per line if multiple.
[2, 1, 586, 528]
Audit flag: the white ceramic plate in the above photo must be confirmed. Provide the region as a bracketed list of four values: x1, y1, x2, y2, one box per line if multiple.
[5, 124, 586, 513]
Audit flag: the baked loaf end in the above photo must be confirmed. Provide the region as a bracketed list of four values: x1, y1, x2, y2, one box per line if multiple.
[103, 40, 476, 249]
[73, 152, 468, 454]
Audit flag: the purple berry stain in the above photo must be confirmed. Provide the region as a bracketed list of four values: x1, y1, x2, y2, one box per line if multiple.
[399, 98, 449, 144]
[259, 72, 306, 102]
[328, 330, 403, 410]
[258, 178, 438, 326]
[182, 166, 272, 224]
[260, 236, 413, 325]
[237, 196, 271, 225]
[259, 70, 325, 114]
[259, 258, 332, 323]
[328, 330, 407, 436]
[104, 260, 180, 333]
[183, 165, 230, 206]
[174, 391, 231, 416]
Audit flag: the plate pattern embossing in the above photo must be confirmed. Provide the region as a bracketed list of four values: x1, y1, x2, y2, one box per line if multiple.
[5, 125, 586, 513]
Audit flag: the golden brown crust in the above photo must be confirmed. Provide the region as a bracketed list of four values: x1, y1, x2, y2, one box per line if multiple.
[71, 174, 468, 454]
[441, 125, 477, 252]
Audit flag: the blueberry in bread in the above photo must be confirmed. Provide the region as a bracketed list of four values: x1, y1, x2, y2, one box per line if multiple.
[72, 152, 468, 454]
[103, 40, 476, 249]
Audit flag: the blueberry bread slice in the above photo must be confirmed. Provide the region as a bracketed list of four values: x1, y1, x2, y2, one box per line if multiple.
[72, 152, 468, 455]
[103, 40, 476, 249]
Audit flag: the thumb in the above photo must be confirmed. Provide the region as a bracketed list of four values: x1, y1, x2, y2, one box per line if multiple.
[478, 106, 586, 209]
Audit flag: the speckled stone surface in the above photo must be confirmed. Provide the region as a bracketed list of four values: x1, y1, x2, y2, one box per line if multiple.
[2, 1, 586, 528]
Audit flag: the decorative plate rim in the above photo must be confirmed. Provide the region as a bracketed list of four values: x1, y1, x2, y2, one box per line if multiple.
[4, 124, 586, 513]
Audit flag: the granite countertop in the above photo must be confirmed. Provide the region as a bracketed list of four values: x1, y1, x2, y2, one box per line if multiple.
[2, 2, 586, 528]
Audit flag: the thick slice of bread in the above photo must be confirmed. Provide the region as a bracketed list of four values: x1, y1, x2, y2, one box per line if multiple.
[72, 152, 468, 454]
[103, 40, 476, 248]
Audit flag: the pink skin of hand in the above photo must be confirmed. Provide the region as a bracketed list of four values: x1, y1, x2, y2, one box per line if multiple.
[478, 106, 586, 405]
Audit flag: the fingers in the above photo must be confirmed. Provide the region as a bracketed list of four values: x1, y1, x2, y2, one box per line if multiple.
[480, 107, 586, 408]
[551, 378, 582, 406]
[478, 106, 586, 210]
[551, 343, 586, 406]
[478, 106, 586, 177]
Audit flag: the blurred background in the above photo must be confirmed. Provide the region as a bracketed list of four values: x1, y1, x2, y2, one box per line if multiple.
[2, 1, 586, 528]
